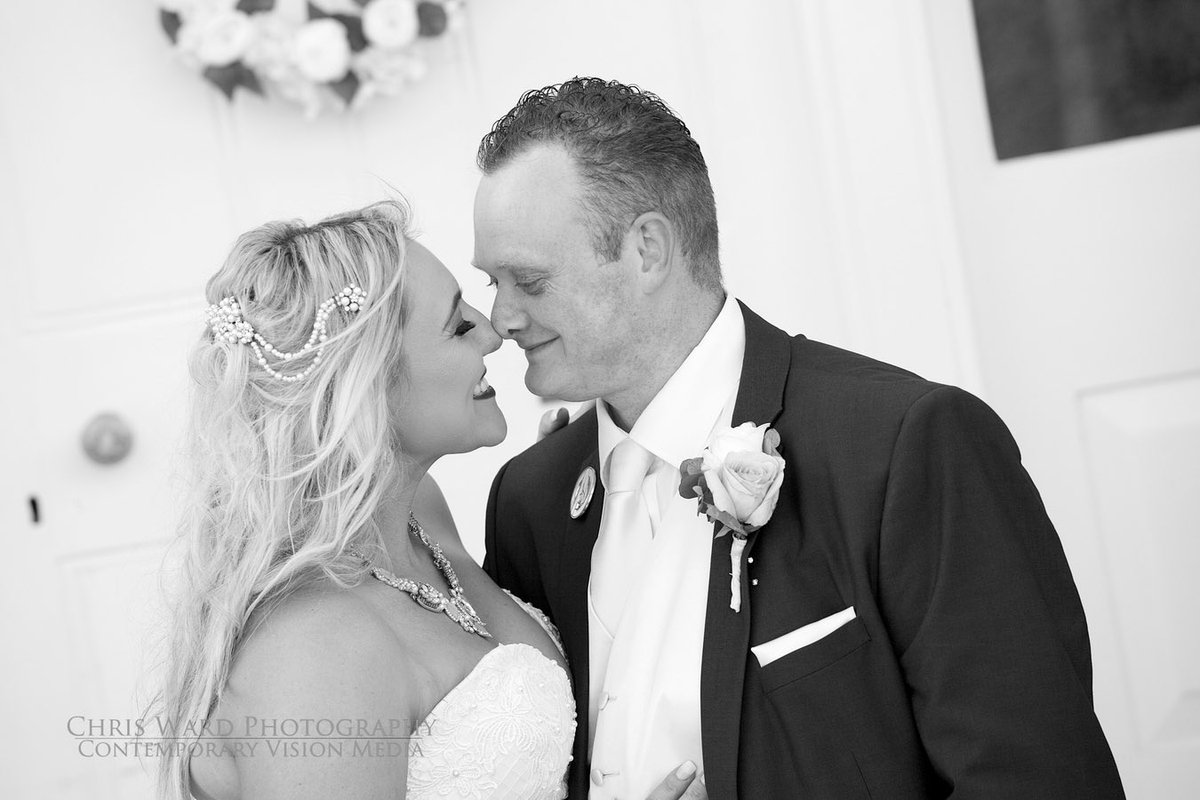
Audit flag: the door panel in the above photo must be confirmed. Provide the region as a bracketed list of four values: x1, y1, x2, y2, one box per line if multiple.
[927, 2, 1200, 795]
[1082, 375, 1200, 746]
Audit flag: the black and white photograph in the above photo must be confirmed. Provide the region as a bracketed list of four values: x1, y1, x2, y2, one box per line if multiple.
[1, 1, 1197, 798]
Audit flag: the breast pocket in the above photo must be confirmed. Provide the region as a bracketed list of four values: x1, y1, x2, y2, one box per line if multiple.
[754, 611, 871, 694]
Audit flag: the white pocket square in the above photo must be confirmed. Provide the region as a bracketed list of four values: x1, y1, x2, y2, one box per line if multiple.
[751, 606, 857, 667]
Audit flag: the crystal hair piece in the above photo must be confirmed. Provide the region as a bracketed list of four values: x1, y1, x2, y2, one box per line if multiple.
[205, 284, 367, 383]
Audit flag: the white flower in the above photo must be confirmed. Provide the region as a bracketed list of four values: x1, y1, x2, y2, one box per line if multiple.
[707, 422, 769, 461]
[292, 18, 352, 83]
[353, 48, 422, 95]
[362, 0, 419, 49]
[178, 10, 256, 67]
[158, 0, 198, 13]
[243, 14, 297, 80]
[159, 0, 236, 15]
[277, 76, 325, 120]
[700, 422, 785, 531]
[678, 422, 786, 613]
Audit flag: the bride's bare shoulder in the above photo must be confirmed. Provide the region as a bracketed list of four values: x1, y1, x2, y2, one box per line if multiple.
[192, 584, 419, 797]
[224, 584, 418, 719]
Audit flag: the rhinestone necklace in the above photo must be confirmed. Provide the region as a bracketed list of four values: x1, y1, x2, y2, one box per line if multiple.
[352, 514, 491, 639]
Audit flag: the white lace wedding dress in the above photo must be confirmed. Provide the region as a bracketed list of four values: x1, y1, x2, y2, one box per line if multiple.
[405, 593, 576, 799]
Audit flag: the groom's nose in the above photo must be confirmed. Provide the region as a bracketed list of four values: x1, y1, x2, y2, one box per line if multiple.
[489, 291, 527, 339]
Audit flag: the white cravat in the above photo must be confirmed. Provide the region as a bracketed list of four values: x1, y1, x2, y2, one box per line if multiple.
[590, 437, 657, 632]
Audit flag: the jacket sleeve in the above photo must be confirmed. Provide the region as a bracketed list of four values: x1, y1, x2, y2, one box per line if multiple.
[877, 386, 1124, 798]
[481, 460, 508, 584]
[483, 459, 548, 613]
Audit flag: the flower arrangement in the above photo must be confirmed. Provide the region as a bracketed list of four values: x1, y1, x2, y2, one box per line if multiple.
[157, 0, 465, 117]
[679, 422, 786, 612]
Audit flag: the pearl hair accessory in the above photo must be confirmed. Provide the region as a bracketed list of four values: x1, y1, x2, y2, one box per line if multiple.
[205, 284, 367, 383]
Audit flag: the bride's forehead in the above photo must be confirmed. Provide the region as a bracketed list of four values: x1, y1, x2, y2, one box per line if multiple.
[404, 240, 448, 278]
[403, 241, 458, 299]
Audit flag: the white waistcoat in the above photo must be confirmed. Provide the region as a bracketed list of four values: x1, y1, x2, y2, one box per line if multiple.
[587, 297, 746, 798]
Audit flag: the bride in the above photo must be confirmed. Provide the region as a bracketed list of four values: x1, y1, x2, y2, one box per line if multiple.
[152, 200, 705, 800]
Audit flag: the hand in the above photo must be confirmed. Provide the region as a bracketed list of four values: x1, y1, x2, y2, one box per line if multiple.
[537, 407, 571, 442]
[645, 761, 706, 800]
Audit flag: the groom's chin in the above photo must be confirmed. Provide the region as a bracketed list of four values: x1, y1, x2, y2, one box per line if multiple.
[523, 368, 556, 400]
[524, 366, 590, 404]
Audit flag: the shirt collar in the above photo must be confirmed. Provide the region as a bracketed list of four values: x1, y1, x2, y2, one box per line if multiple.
[597, 296, 745, 488]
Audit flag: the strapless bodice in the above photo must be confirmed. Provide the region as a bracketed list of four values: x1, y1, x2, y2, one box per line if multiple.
[405, 604, 575, 798]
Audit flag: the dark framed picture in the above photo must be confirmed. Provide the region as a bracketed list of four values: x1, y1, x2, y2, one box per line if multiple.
[973, 0, 1200, 159]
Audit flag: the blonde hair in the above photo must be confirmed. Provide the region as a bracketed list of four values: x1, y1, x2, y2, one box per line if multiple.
[149, 200, 412, 799]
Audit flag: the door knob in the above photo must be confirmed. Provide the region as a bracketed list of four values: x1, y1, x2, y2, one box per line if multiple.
[81, 413, 134, 465]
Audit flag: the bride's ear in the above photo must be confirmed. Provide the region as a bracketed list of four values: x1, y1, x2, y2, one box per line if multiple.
[630, 212, 676, 293]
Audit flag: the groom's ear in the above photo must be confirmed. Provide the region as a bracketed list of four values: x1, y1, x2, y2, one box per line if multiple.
[630, 212, 675, 293]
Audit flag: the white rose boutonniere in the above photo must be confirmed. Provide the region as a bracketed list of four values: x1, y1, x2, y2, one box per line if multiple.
[679, 422, 785, 612]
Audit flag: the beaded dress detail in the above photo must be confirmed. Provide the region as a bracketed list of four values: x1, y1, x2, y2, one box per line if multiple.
[405, 593, 575, 799]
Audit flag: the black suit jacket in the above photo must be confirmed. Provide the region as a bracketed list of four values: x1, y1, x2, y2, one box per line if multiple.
[483, 303, 1124, 799]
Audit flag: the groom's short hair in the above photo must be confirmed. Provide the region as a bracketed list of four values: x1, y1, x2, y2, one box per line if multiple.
[478, 77, 722, 292]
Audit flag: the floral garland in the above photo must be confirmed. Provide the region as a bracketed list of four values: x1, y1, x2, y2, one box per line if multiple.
[157, 0, 465, 117]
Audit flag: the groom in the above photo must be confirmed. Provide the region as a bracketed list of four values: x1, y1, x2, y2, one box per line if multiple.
[474, 78, 1124, 799]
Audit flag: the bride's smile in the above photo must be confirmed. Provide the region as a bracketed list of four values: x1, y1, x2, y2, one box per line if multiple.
[388, 239, 507, 467]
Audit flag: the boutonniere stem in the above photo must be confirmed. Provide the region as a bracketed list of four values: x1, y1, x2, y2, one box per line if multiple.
[728, 534, 749, 612]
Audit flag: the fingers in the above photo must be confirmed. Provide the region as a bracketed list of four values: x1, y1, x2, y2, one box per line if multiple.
[681, 771, 707, 800]
[536, 407, 570, 441]
[644, 761, 703, 800]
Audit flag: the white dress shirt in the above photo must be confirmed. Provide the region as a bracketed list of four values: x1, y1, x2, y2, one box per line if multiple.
[587, 297, 745, 798]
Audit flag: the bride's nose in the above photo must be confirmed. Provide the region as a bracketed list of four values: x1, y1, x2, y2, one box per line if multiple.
[480, 321, 501, 355]
[468, 303, 502, 354]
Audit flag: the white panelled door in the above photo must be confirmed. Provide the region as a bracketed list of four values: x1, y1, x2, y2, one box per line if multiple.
[926, 3, 1200, 797]
[0, 4, 237, 798]
[0, 4, 487, 797]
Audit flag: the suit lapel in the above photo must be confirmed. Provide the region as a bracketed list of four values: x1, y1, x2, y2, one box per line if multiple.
[555, 444, 603, 800]
[700, 302, 793, 798]
[730, 302, 791, 429]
